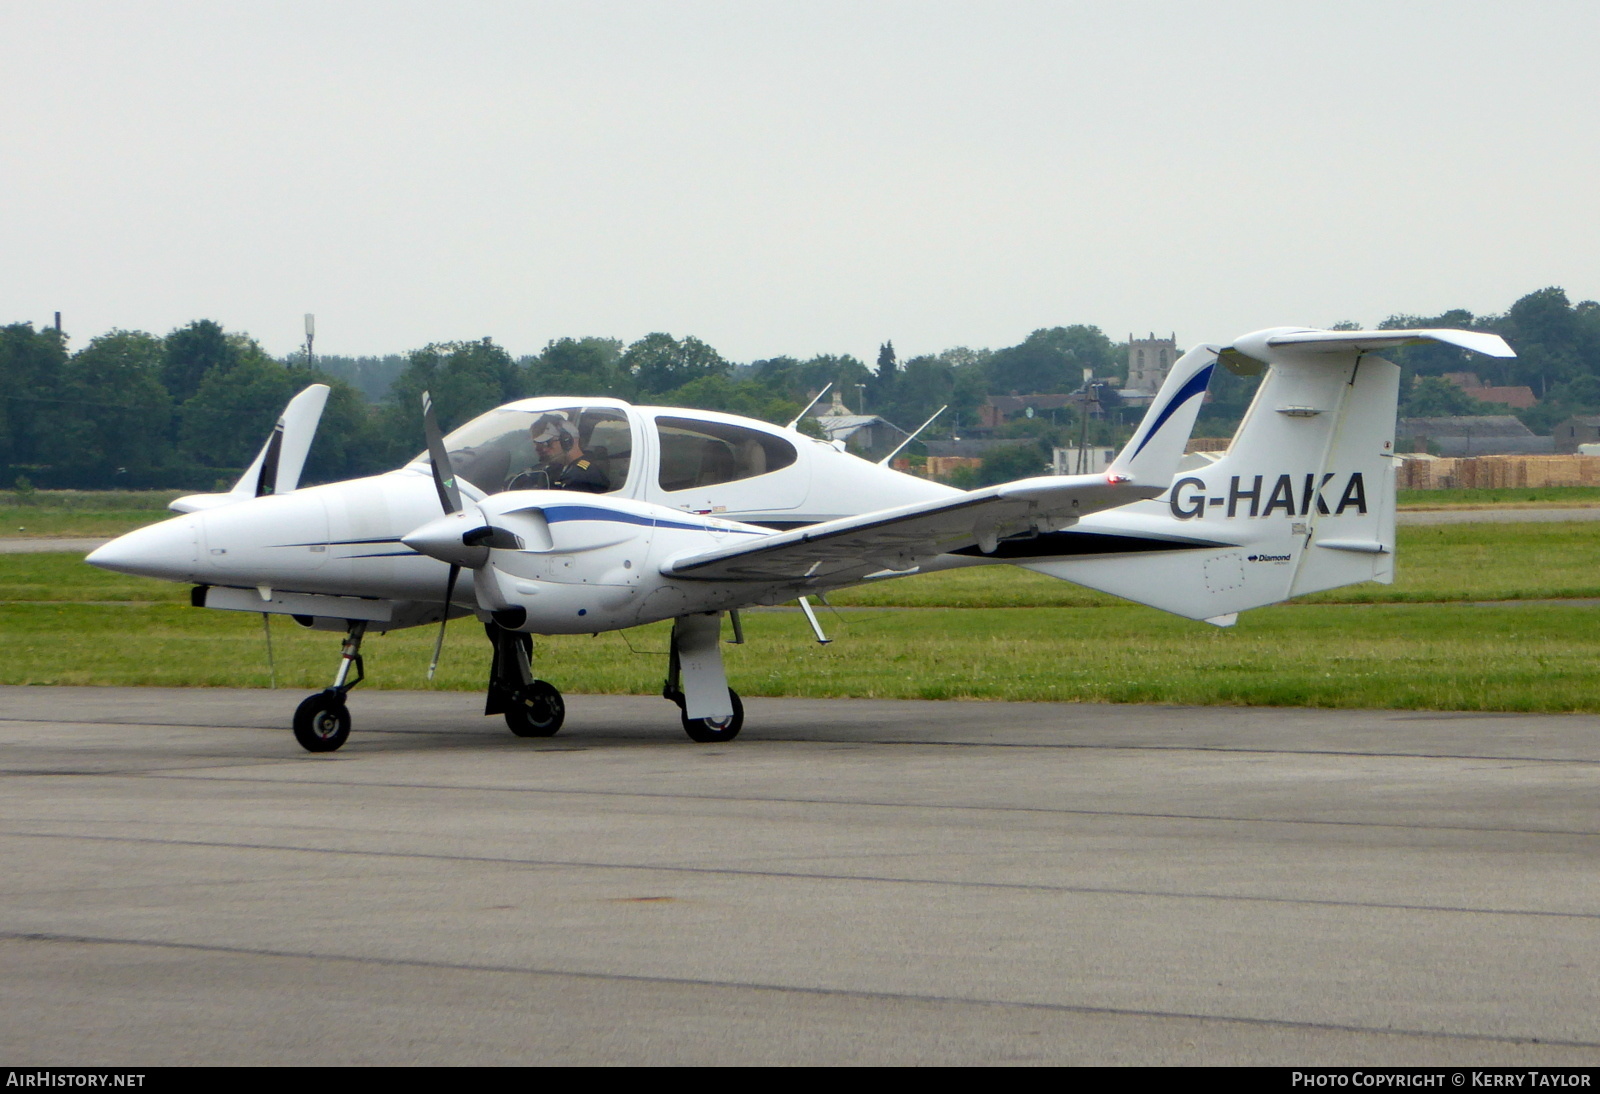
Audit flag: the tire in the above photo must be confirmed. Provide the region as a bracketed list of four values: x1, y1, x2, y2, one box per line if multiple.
[293, 691, 350, 753]
[681, 689, 743, 743]
[505, 680, 564, 737]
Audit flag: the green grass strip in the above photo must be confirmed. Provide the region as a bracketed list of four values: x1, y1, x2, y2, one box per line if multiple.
[4, 518, 1597, 711]
[2, 600, 1596, 712]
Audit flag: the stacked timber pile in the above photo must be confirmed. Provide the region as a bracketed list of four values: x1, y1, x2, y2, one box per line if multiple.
[1396, 454, 1600, 489]
[1398, 455, 1460, 489]
[926, 456, 983, 478]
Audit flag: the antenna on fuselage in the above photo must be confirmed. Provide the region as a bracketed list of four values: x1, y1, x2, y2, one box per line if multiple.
[786, 383, 833, 432]
[877, 405, 947, 466]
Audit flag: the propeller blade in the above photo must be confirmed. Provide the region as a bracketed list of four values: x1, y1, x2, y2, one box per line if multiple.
[427, 563, 461, 681]
[422, 391, 462, 514]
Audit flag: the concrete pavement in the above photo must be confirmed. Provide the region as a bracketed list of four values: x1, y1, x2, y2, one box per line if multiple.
[1, 686, 1597, 1065]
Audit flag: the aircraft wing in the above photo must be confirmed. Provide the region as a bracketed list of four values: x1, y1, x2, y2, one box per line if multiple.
[661, 473, 1154, 587]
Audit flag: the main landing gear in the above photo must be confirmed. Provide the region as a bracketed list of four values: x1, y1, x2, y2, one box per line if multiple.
[292, 621, 365, 753]
[484, 623, 564, 738]
[663, 612, 744, 743]
[289, 612, 744, 752]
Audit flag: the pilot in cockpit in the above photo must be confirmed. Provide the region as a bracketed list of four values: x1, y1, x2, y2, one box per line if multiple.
[507, 412, 610, 493]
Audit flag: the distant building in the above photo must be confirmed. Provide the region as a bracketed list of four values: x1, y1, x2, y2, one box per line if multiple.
[978, 394, 1077, 430]
[1553, 415, 1600, 453]
[1052, 446, 1118, 475]
[1438, 372, 1538, 410]
[1397, 415, 1552, 456]
[1127, 333, 1177, 394]
[811, 413, 907, 456]
[811, 390, 908, 455]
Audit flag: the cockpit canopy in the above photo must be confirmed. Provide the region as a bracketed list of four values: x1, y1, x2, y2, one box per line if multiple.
[414, 400, 804, 500]
[420, 405, 633, 496]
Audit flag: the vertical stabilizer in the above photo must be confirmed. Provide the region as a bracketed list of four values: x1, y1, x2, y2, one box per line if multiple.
[1021, 327, 1510, 621]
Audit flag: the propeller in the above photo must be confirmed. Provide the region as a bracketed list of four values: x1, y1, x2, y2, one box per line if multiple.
[421, 392, 465, 680]
[408, 393, 528, 676]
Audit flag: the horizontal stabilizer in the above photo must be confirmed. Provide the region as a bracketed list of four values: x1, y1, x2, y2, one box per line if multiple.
[1223, 327, 1514, 372]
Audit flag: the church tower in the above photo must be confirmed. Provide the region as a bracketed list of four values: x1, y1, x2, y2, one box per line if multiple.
[1127, 332, 1178, 394]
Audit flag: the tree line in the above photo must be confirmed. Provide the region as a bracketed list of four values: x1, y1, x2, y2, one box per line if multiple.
[2, 286, 1596, 490]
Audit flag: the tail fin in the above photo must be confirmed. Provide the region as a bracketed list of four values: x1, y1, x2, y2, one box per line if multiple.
[1106, 344, 1219, 487]
[1025, 327, 1512, 623]
[169, 384, 331, 514]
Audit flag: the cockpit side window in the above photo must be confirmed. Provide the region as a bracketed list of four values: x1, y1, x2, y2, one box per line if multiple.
[580, 411, 633, 490]
[425, 407, 633, 495]
[654, 416, 797, 491]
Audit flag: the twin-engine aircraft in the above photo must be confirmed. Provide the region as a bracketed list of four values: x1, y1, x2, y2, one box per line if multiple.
[87, 326, 1513, 752]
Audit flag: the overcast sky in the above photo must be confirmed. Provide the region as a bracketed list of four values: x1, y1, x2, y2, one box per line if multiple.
[4, 1, 1597, 363]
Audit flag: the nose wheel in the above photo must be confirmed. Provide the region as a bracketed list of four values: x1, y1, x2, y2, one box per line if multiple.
[292, 621, 365, 753]
[293, 691, 351, 752]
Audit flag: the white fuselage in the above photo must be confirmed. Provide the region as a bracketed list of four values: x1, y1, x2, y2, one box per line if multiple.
[90, 398, 958, 634]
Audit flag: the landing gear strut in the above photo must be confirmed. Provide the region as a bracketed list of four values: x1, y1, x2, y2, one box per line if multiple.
[293, 620, 366, 753]
[484, 624, 564, 737]
[664, 613, 744, 743]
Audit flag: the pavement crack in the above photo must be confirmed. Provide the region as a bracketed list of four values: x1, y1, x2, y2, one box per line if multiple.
[5, 828, 1598, 922]
[3, 929, 1595, 1051]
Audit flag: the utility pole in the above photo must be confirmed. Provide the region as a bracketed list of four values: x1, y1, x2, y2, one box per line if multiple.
[1076, 369, 1094, 474]
[304, 314, 315, 370]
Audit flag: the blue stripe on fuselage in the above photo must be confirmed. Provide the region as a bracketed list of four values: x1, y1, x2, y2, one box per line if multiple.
[540, 504, 765, 535]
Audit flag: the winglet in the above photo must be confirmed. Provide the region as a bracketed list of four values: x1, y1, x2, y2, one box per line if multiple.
[1104, 344, 1219, 486]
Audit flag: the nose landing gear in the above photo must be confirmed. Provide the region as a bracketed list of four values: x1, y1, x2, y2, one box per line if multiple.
[292, 621, 365, 753]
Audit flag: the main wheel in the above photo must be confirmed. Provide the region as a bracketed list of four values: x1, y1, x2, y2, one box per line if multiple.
[505, 680, 564, 737]
[681, 689, 743, 743]
[293, 691, 350, 753]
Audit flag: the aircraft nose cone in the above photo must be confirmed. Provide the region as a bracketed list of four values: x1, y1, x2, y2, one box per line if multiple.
[85, 516, 202, 581]
[401, 511, 491, 569]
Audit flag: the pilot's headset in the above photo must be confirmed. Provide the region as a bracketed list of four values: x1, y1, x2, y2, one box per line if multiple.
[529, 412, 576, 456]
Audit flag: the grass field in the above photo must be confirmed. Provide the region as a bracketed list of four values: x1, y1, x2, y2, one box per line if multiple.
[3, 520, 1597, 711]
[0, 490, 186, 537]
[2, 596, 1596, 712]
[1396, 486, 1600, 508]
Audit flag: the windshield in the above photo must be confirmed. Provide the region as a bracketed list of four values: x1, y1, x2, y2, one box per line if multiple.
[416, 406, 634, 495]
